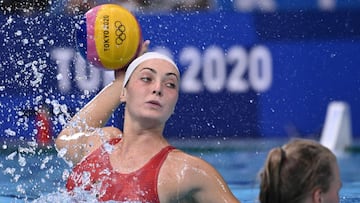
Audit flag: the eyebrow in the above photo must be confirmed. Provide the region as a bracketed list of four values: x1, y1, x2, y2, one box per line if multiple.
[140, 67, 179, 80]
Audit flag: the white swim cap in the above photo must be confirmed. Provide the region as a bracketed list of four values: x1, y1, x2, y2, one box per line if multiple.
[123, 52, 179, 87]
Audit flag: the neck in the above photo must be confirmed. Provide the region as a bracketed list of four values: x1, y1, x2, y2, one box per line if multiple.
[121, 120, 168, 149]
[109, 129, 169, 173]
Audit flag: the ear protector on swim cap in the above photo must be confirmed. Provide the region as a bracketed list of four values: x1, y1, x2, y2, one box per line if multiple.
[122, 52, 179, 88]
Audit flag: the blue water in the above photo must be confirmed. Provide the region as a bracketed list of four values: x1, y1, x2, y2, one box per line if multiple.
[0, 139, 359, 203]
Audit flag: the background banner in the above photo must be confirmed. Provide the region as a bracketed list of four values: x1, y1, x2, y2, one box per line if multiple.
[0, 10, 359, 141]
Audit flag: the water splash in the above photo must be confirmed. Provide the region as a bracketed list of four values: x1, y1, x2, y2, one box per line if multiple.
[32, 189, 99, 203]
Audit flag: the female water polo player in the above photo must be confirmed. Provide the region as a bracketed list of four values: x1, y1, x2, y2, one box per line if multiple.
[259, 138, 342, 203]
[55, 41, 240, 203]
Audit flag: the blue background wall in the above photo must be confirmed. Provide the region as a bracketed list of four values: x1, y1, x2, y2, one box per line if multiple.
[0, 3, 359, 141]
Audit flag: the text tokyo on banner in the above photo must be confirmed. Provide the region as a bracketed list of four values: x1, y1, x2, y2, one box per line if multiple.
[0, 11, 359, 140]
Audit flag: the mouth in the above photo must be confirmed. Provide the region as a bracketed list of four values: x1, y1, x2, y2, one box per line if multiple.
[146, 100, 162, 107]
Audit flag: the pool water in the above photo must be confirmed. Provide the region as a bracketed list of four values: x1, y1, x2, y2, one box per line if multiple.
[1, 138, 359, 202]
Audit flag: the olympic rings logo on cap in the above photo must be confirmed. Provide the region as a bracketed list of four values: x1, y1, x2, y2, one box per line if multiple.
[114, 21, 126, 45]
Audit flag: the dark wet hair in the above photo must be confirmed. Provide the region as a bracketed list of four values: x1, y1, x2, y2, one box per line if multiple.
[259, 139, 337, 203]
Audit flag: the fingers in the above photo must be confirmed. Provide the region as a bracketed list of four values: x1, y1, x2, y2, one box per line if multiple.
[114, 40, 150, 80]
[114, 68, 125, 82]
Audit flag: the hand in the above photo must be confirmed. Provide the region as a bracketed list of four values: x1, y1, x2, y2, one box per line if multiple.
[114, 40, 150, 80]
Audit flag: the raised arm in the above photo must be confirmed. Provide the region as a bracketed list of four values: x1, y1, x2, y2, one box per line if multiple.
[55, 40, 150, 165]
[55, 77, 124, 165]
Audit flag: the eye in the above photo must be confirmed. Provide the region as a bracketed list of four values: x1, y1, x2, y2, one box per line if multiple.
[141, 77, 151, 82]
[166, 82, 176, 89]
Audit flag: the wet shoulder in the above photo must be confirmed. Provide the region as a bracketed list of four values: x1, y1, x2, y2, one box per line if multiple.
[159, 149, 222, 200]
[165, 149, 215, 174]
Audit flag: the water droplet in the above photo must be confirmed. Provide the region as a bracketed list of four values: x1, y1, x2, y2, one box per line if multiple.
[14, 30, 22, 36]
[22, 38, 29, 45]
[62, 169, 70, 181]
[17, 60, 24, 66]
[16, 184, 26, 194]
[6, 151, 17, 160]
[103, 143, 114, 153]
[40, 155, 53, 169]
[56, 73, 63, 80]
[18, 154, 26, 167]
[3, 167, 16, 175]
[57, 148, 68, 158]
[13, 174, 21, 182]
[5, 128, 16, 136]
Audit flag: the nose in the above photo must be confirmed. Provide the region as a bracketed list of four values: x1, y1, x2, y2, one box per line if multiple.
[152, 90, 162, 96]
[152, 82, 162, 96]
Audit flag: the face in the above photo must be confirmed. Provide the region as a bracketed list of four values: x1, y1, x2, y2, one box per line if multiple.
[123, 59, 180, 125]
[319, 162, 342, 203]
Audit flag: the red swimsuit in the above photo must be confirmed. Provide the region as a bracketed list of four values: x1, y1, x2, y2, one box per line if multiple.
[66, 138, 176, 202]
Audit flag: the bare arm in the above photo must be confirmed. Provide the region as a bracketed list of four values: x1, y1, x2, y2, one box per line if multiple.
[55, 40, 150, 165]
[187, 157, 240, 203]
[160, 152, 241, 203]
[192, 160, 240, 203]
[55, 78, 124, 165]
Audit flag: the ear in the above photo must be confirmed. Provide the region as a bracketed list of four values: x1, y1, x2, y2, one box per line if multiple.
[312, 188, 322, 203]
[120, 88, 127, 103]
